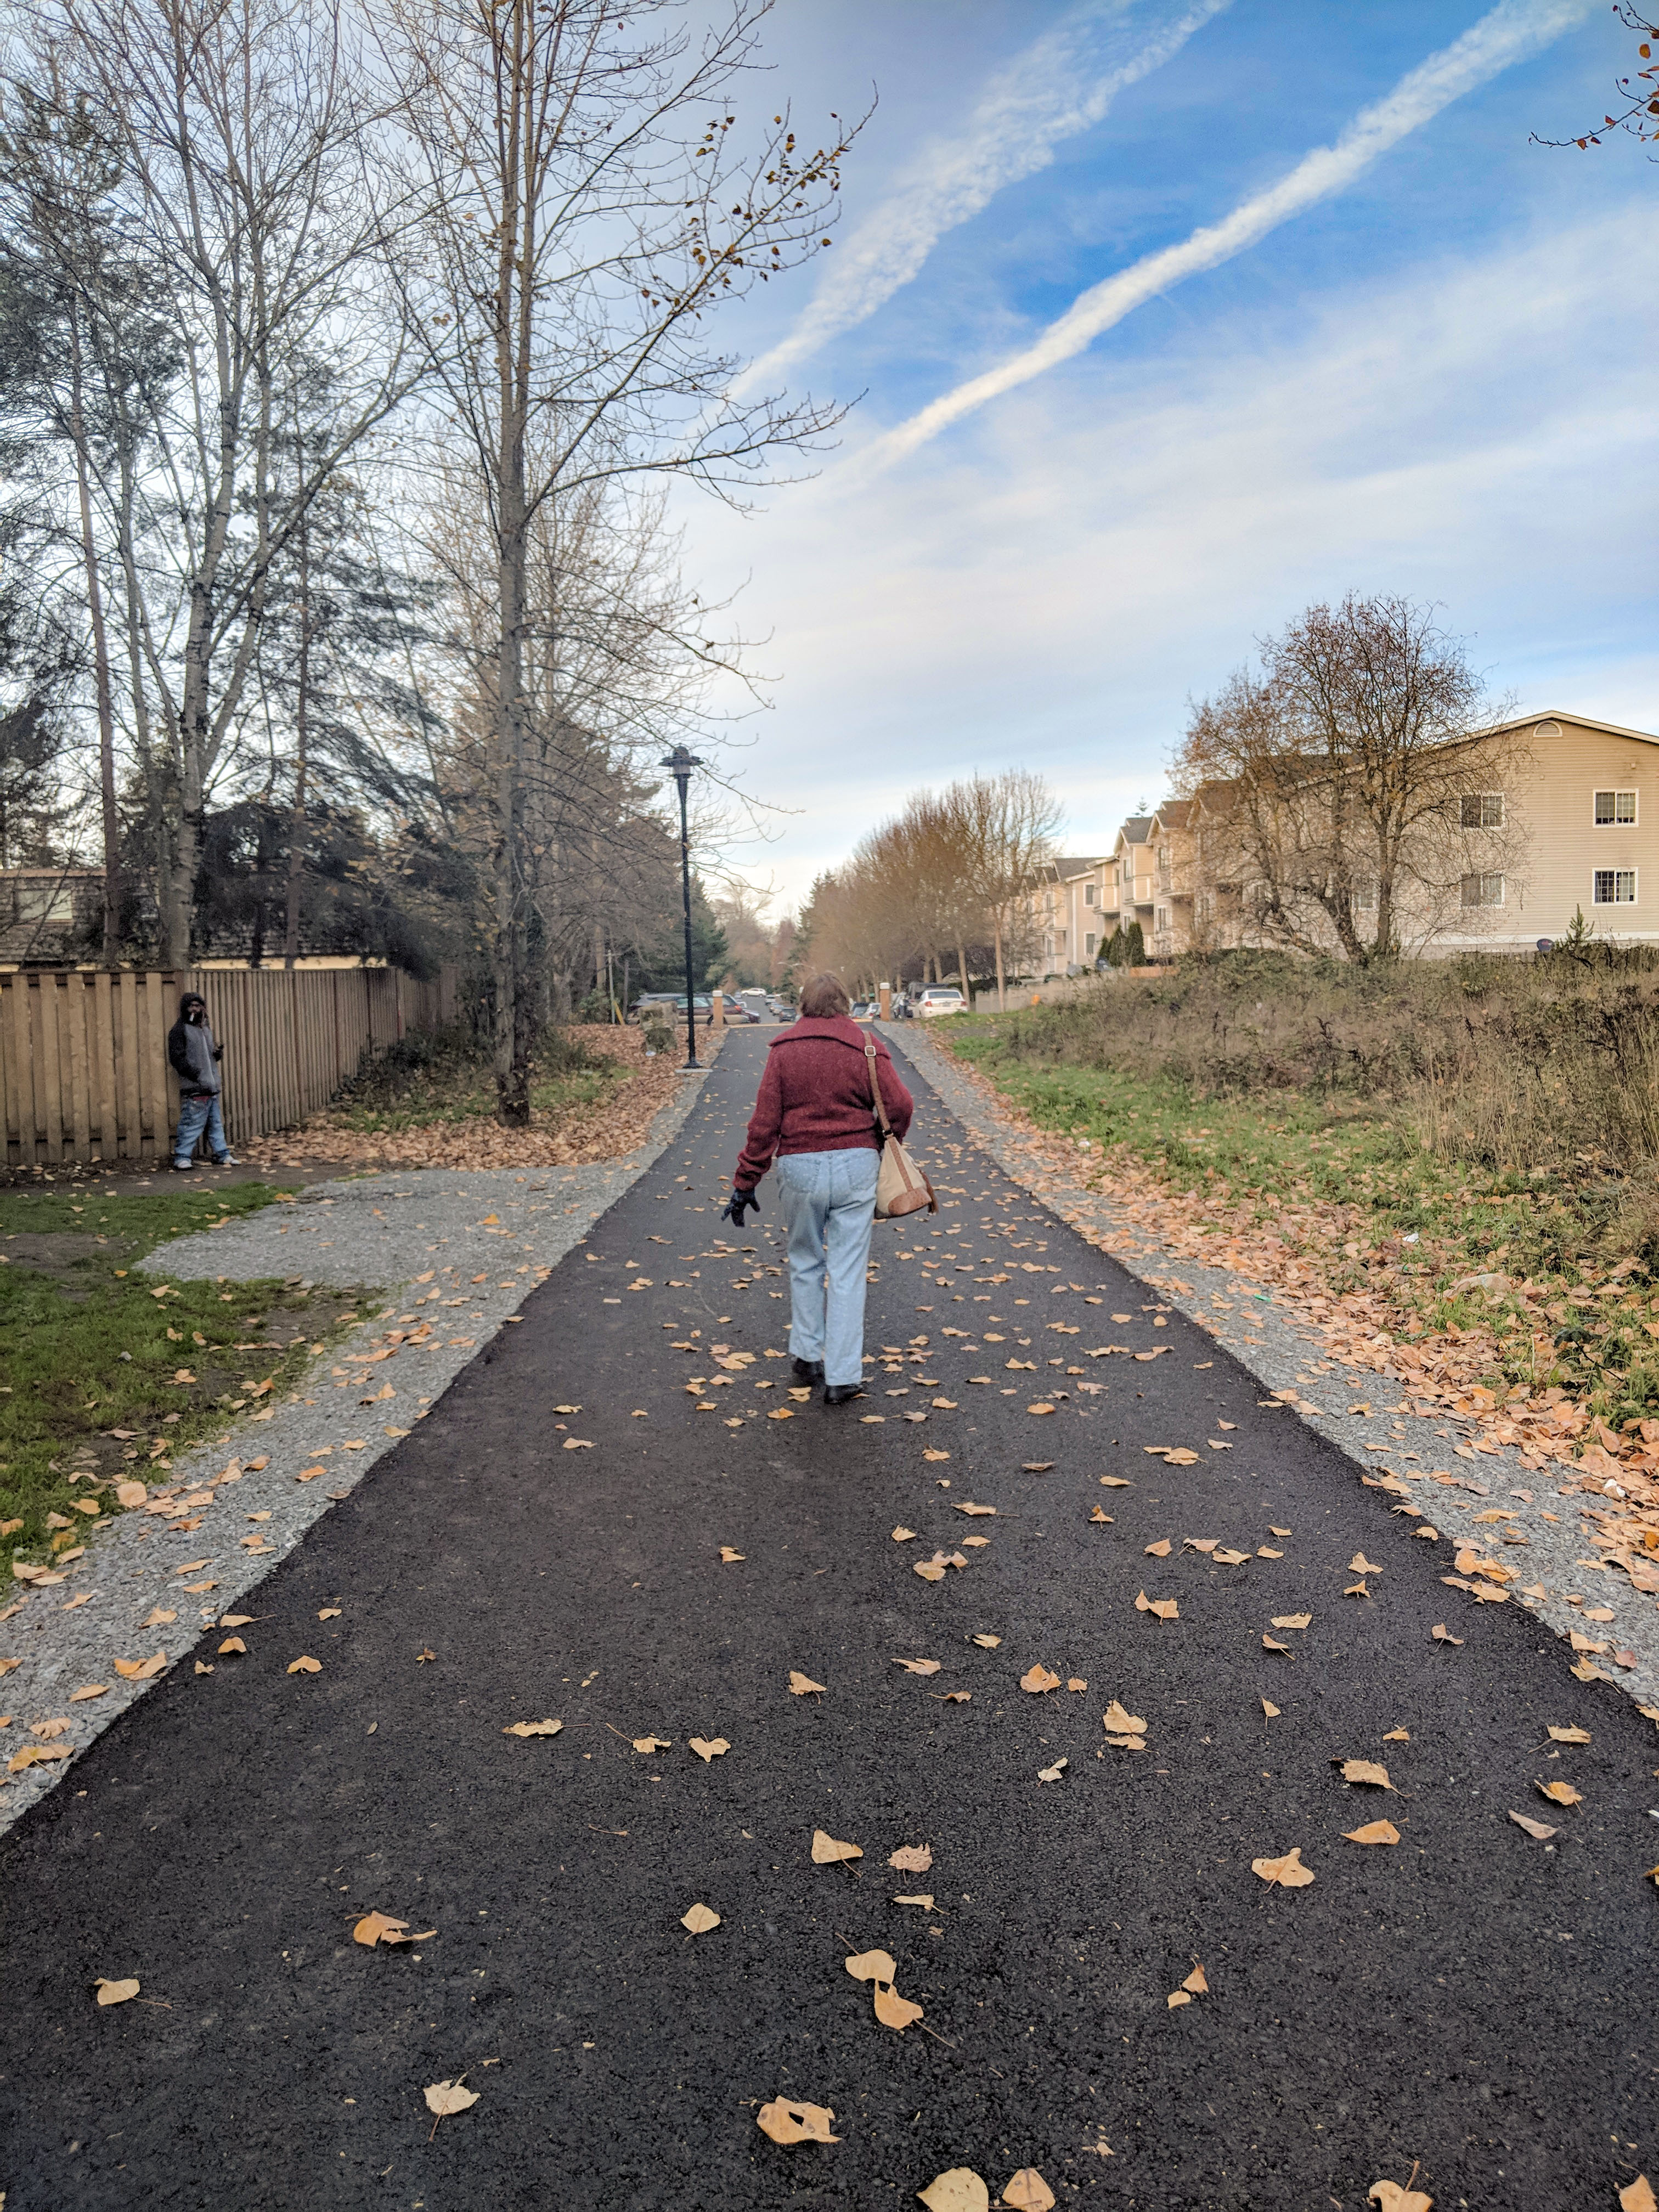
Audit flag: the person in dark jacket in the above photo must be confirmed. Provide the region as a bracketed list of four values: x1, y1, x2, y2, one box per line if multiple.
[723, 970, 913, 1403]
[167, 991, 236, 1170]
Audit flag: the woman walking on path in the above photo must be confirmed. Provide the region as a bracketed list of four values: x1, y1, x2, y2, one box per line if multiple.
[723, 972, 913, 1404]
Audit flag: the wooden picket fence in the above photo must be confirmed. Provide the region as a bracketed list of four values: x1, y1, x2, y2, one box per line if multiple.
[0, 963, 459, 1168]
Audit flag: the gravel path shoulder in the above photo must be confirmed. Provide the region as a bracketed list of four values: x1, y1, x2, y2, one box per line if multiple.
[887, 1020, 1659, 1713]
[0, 1064, 720, 1834]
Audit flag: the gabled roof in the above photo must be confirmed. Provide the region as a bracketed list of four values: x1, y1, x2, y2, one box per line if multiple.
[1487, 709, 1659, 747]
[1050, 854, 1108, 879]
[1150, 799, 1193, 831]
[1116, 816, 1152, 848]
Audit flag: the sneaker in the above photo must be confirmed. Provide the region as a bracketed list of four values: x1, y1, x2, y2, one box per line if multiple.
[212, 1154, 239, 1167]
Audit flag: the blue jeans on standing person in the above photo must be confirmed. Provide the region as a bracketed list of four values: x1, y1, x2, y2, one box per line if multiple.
[776, 1147, 879, 1390]
[173, 1092, 229, 1169]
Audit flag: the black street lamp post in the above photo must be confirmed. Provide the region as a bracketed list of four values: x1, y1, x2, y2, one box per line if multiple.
[661, 745, 706, 1069]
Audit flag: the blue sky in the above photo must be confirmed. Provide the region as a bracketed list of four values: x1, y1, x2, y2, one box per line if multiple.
[678, 1, 1659, 906]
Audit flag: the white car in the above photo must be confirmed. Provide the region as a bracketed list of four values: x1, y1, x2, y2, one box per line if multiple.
[916, 986, 967, 1017]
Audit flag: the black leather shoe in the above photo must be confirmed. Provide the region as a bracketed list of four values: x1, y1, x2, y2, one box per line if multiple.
[822, 1384, 864, 1406]
[792, 1357, 825, 1382]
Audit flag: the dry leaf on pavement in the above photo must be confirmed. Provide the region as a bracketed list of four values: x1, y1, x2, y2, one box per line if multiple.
[1368, 2181, 1432, 2212]
[919, 2170, 990, 2212]
[1135, 1592, 1178, 1621]
[70, 1684, 108, 1702]
[1345, 1820, 1402, 1846]
[894, 1893, 935, 1908]
[1336, 1759, 1395, 1790]
[789, 1671, 827, 1696]
[844, 1947, 898, 1983]
[1547, 1725, 1591, 1744]
[1618, 2179, 1656, 2212]
[757, 2096, 840, 2146]
[1430, 1623, 1464, 1646]
[1167, 1989, 1192, 2011]
[891, 1527, 918, 1542]
[1537, 1779, 1583, 1807]
[1261, 1698, 1280, 1717]
[1020, 1664, 1061, 1694]
[1144, 1538, 1172, 1558]
[1383, 1729, 1410, 1742]
[1251, 1847, 1314, 1888]
[971, 1634, 1001, 1649]
[1183, 1962, 1209, 1994]
[95, 1977, 140, 2006]
[353, 1911, 411, 1948]
[1001, 2170, 1056, 2211]
[689, 1736, 729, 1762]
[1348, 1554, 1383, 1576]
[890, 1843, 933, 1871]
[1102, 1700, 1146, 1736]
[811, 1829, 862, 1864]
[1270, 1613, 1311, 1630]
[1037, 1757, 1068, 1782]
[632, 1735, 672, 1754]
[719, 1547, 745, 1564]
[502, 1718, 562, 1737]
[873, 1982, 924, 2032]
[423, 2078, 479, 2120]
[113, 1652, 166, 1681]
[894, 1659, 941, 1676]
[681, 1902, 721, 1935]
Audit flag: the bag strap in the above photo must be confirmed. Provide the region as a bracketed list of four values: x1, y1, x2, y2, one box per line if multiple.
[861, 1026, 893, 1138]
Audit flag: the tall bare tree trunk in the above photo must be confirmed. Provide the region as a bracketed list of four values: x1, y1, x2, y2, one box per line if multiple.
[67, 309, 121, 966]
[284, 508, 311, 967]
[956, 941, 971, 1009]
[993, 913, 1006, 1010]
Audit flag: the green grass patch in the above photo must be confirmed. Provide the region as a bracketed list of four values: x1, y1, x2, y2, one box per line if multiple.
[1, 1182, 375, 1561]
[944, 1009, 1659, 1425]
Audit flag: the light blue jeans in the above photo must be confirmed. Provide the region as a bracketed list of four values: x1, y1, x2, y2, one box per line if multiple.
[173, 1093, 229, 1168]
[776, 1147, 879, 1388]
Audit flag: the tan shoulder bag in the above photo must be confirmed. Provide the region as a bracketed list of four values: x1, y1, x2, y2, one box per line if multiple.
[862, 1029, 936, 1219]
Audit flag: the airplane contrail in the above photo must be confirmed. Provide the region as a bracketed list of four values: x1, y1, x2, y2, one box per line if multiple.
[735, 0, 1233, 397]
[858, 0, 1595, 472]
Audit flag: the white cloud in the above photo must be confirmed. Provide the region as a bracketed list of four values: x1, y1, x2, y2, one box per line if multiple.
[860, 0, 1597, 470]
[734, 0, 1231, 396]
[687, 205, 1659, 906]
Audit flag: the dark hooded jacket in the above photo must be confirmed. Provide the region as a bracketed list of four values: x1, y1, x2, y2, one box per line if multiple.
[167, 1001, 222, 1094]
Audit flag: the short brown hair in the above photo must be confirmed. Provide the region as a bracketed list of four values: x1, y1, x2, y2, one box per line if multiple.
[799, 972, 851, 1019]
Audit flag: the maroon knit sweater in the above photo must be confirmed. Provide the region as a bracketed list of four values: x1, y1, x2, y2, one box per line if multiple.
[733, 1018, 915, 1193]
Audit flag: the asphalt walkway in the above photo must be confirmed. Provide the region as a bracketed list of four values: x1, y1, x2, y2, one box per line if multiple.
[1, 1029, 1653, 2211]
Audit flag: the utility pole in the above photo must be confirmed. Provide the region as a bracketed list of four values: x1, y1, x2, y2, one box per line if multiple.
[661, 746, 705, 1069]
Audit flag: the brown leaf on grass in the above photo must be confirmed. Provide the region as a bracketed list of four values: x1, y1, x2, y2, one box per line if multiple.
[1251, 1847, 1314, 1888]
[1336, 1759, 1395, 1790]
[1135, 1592, 1178, 1621]
[353, 1911, 410, 1948]
[1270, 1613, 1311, 1630]
[681, 1902, 721, 1935]
[501, 1718, 562, 1737]
[422, 2078, 479, 2119]
[1547, 1725, 1591, 1744]
[1345, 1819, 1402, 1846]
[1537, 1779, 1583, 1807]
[1431, 1623, 1464, 1646]
[1367, 2181, 1433, 2212]
[844, 1946, 898, 1983]
[789, 1671, 827, 1696]
[894, 1659, 941, 1676]
[811, 1829, 862, 1864]
[1020, 1663, 1061, 1694]
[1001, 2171, 1057, 2212]
[873, 1982, 925, 2032]
[757, 2096, 840, 2146]
[217, 1637, 247, 1656]
[113, 1652, 166, 1681]
[95, 1977, 140, 2006]
[918, 2169, 990, 2212]
[1102, 1700, 1146, 1736]
[689, 1736, 729, 1762]
[287, 1656, 322, 1675]
[889, 1843, 933, 1871]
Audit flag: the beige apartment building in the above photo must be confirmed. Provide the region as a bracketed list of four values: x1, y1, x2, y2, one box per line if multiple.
[1025, 710, 1659, 975]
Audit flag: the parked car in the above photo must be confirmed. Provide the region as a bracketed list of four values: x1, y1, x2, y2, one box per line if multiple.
[628, 992, 710, 1023]
[849, 997, 876, 1021]
[916, 986, 967, 1017]
[718, 992, 759, 1022]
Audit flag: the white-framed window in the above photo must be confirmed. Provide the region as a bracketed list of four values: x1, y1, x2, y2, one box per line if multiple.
[1155, 905, 1169, 933]
[1085, 932, 1096, 957]
[13, 878, 75, 923]
[1352, 879, 1376, 911]
[1460, 872, 1505, 909]
[1460, 793, 1505, 830]
[1084, 882, 1097, 906]
[1595, 789, 1638, 825]
[1594, 868, 1638, 905]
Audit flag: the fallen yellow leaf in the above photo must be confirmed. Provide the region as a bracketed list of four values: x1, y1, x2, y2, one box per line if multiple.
[217, 1637, 247, 1656]
[889, 1842, 932, 1871]
[1251, 1847, 1314, 1889]
[1547, 1725, 1590, 1744]
[1135, 1592, 1178, 1621]
[757, 2096, 839, 2145]
[287, 1656, 322, 1675]
[353, 1911, 410, 1948]
[1618, 2177, 1656, 2212]
[1431, 1623, 1464, 1646]
[1001, 2170, 1056, 2212]
[844, 1946, 897, 1983]
[894, 1658, 941, 1676]
[811, 1829, 862, 1864]
[1344, 1819, 1402, 1846]
[1270, 1613, 1311, 1630]
[1182, 1962, 1209, 1994]
[919, 2170, 990, 2212]
[94, 1977, 140, 2006]
[1336, 1758, 1394, 1790]
[501, 1717, 562, 1737]
[1102, 1700, 1146, 1736]
[632, 1735, 672, 1754]
[1261, 1698, 1280, 1717]
[873, 1981, 924, 2032]
[1537, 1779, 1582, 1808]
[681, 1902, 720, 1935]
[891, 1526, 918, 1542]
[1367, 2181, 1432, 2212]
[423, 2078, 479, 2119]
[719, 1547, 744, 1564]
[70, 1684, 108, 1702]
[789, 1670, 827, 1696]
[112, 1652, 166, 1681]
[1020, 1663, 1061, 1694]
[689, 1736, 729, 1762]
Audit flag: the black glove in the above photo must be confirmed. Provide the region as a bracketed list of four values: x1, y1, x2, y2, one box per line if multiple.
[721, 1188, 760, 1227]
